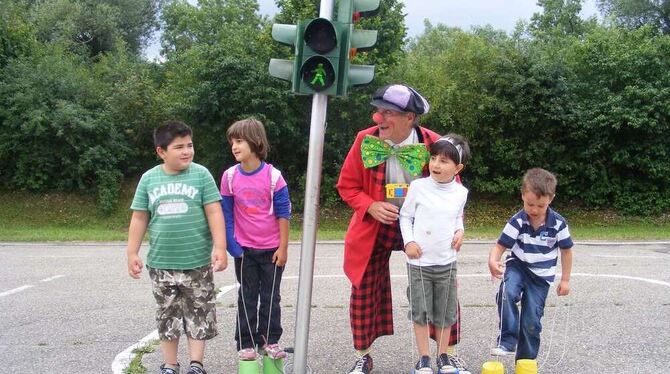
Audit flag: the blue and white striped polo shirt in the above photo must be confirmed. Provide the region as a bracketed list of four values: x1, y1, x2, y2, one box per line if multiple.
[497, 208, 574, 284]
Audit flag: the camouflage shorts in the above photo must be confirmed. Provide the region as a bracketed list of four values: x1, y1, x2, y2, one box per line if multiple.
[149, 266, 217, 341]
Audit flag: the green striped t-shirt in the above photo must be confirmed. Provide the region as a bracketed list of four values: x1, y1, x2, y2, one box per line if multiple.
[131, 162, 221, 269]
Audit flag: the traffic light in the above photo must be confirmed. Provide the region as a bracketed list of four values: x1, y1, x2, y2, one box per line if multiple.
[297, 17, 342, 95]
[270, 17, 344, 95]
[269, 0, 379, 96]
[337, 0, 380, 96]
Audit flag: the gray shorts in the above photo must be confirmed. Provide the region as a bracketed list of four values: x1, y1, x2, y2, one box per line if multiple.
[406, 262, 458, 328]
[149, 266, 218, 341]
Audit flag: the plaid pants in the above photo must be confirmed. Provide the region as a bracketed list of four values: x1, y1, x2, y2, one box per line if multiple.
[350, 222, 461, 350]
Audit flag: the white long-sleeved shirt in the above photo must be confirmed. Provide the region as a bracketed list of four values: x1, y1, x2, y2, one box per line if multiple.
[399, 176, 468, 267]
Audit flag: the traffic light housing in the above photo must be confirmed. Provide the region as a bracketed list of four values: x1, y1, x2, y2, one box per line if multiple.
[270, 18, 344, 95]
[269, 23, 299, 92]
[337, 0, 380, 96]
[268, 0, 379, 96]
[297, 18, 341, 95]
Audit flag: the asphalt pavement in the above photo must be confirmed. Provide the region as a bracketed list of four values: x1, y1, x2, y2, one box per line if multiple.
[1, 241, 669, 373]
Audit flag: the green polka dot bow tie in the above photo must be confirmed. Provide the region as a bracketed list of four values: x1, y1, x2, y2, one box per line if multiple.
[360, 135, 429, 177]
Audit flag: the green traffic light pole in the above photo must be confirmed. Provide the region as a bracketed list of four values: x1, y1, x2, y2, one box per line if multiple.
[292, 1, 334, 372]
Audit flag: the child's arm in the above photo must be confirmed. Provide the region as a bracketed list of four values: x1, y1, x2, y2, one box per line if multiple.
[399, 183, 421, 259]
[452, 200, 466, 251]
[221, 196, 243, 256]
[126, 210, 149, 279]
[557, 248, 573, 296]
[272, 185, 291, 266]
[273, 218, 289, 266]
[488, 243, 507, 279]
[204, 201, 228, 271]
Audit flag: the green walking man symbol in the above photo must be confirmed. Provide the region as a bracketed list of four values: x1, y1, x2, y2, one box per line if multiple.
[310, 63, 326, 86]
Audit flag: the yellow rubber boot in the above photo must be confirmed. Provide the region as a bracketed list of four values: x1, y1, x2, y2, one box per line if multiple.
[515, 359, 537, 374]
[482, 360, 505, 374]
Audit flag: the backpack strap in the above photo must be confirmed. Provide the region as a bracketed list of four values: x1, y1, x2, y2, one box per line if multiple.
[268, 165, 282, 215]
[225, 165, 238, 195]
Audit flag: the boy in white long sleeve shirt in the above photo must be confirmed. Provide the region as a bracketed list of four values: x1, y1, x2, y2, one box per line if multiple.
[399, 134, 470, 374]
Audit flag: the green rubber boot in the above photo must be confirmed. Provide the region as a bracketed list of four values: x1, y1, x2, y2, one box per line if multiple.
[238, 359, 261, 374]
[262, 355, 284, 374]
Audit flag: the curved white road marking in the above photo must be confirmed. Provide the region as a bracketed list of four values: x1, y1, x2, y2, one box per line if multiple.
[570, 272, 670, 288]
[0, 285, 34, 298]
[111, 284, 239, 374]
[40, 274, 65, 282]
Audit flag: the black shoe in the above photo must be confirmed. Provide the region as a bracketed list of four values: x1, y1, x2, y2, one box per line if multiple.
[159, 363, 180, 374]
[415, 355, 433, 373]
[348, 354, 373, 374]
[437, 353, 470, 374]
[436, 353, 456, 373]
[186, 365, 206, 374]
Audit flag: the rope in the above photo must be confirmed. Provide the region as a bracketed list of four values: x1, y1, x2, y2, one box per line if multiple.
[238, 253, 258, 355]
[436, 261, 455, 357]
[406, 252, 457, 368]
[264, 263, 279, 347]
[491, 257, 515, 363]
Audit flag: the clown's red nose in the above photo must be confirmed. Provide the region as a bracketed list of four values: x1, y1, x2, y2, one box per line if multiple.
[372, 112, 384, 124]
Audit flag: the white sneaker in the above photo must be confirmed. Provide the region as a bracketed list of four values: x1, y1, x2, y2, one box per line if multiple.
[490, 345, 516, 356]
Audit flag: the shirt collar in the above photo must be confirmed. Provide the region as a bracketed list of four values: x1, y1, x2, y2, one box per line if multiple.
[520, 207, 557, 228]
[385, 128, 417, 147]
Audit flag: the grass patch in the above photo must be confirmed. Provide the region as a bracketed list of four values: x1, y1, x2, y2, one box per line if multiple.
[1, 185, 669, 242]
[123, 339, 159, 374]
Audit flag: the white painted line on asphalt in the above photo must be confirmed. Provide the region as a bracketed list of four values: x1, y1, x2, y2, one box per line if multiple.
[284, 272, 670, 289]
[112, 283, 240, 374]
[0, 285, 34, 298]
[282, 274, 492, 280]
[590, 254, 666, 259]
[40, 274, 65, 282]
[571, 272, 670, 288]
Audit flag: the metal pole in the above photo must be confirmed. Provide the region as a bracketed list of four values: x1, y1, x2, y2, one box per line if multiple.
[292, 93, 327, 373]
[292, 3, 334, 373]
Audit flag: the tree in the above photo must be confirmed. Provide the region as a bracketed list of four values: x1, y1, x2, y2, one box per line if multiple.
[597, 0, 670, 34]
[30, 0, 159, 56]
[530, 0, 588, 36]
[0, 1, 36, 69]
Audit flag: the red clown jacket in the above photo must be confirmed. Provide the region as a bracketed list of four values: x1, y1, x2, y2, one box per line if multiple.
[337, 125, 443, 288]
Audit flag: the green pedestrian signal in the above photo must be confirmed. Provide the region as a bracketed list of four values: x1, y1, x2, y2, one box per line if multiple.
[296, 17, 341, 95]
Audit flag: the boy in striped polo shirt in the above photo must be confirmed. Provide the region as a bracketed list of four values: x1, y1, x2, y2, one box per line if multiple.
[488, 168, 573, 361]
[126, 120, 228, 374]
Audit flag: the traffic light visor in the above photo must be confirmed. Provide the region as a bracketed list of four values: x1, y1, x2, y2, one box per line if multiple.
[304, 18, 338, 54]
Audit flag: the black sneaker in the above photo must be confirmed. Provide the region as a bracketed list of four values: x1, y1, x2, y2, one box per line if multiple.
[348, 354, 373, 374]
[436, 353, 456, 373]
[159, 363, 180, 374]
[186, 365, 206, 374]
[415, 355, 433, 373]
[437, 354, 470, 374]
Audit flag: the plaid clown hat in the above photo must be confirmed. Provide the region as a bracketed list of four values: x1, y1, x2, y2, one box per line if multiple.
[370, 84, 430, 115]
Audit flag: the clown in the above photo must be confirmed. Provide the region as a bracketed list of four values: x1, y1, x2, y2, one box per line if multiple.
[337, 84, 470, 374]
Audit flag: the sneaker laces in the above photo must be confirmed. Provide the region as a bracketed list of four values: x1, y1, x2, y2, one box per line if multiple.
[354, 356, 368, 371]
[449, 354, 467, 369]
[188, 366, 206, 374]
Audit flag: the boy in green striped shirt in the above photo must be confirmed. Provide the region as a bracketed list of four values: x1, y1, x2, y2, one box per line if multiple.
[126, 120, 227, 374]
